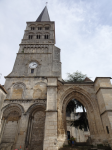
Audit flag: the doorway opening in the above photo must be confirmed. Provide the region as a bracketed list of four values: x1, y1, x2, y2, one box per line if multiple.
[66, 99, 90, 142]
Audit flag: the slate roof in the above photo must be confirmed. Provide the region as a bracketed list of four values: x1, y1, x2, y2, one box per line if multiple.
[84, 77, 93, 82]
[36, 6, 50, 22]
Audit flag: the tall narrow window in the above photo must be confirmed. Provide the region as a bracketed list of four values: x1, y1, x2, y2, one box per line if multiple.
[106, 126, 109, 134]
[37, 35, 40, 39]
[29, 35, 33, 39]
[44, 35, 49, 39]
[31, 27, 35, 30]
[31, 69, 34, 73]
[38, 27, 42, 30]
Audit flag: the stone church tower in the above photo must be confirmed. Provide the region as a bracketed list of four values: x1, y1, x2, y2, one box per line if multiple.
[0, 6, 61, 150]
[1, 5, 112, 150]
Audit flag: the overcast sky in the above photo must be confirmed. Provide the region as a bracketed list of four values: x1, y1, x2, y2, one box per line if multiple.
[0, 0, 112, 85]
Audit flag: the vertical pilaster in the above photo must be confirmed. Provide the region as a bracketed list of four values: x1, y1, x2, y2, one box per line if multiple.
[43, 78, 58, 150]
[94, 77, 112, 146]
[0, 119, 6, 143]
[15, 113, 29, 149]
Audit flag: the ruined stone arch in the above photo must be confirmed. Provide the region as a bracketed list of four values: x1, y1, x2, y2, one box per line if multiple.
[57, 86, 105, 145]
[0, 104, 24, 144]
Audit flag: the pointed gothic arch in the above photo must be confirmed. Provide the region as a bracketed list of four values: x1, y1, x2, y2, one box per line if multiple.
[57, 86, 105, 146]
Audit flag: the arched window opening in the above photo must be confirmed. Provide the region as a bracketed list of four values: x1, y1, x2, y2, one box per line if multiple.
[38, 27, 42, 30]
[66, 99, 90, 143]
[1, 107, 21, 144]
[31, 27, 35, 30]
[26, 108, 45, 149]
[29, 35, 33, 39]
[45, 27, 49, 30]
[37, 35, 41, 39]
[44, 35, 49, 39]
[31, 69, 34, 74]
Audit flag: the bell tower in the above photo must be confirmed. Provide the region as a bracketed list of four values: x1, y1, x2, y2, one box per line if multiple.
[6, 6, 61, 78]
[2, 6, 60, 150]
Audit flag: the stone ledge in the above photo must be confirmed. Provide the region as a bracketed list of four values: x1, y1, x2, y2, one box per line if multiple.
[96, 87, 112, 94]
[5, 76, 60, 78]
[100, 110, 112, 116]
[4, 99, 46, 103]
[46, 110, 58, 112]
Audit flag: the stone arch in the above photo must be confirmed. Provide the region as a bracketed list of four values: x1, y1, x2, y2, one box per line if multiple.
[26, 103, 46, 114]
[25, 104, 46, 150]
[1, 104, 24, 144]
[28, 24, 36, 27]
[26, 32, 35, 35]
[11, 82, 26, 99]
[58, 86, 105, 146]
[1, 103, 24, 115]
[43, 24, 51, 28]
[36, 24, 44, 27]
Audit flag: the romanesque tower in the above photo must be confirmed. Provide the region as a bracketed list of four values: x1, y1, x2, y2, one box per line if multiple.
[1, 6, 61, 150]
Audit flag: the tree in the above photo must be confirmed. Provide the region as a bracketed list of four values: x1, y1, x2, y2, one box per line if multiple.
[66, 71, 89, 130]
[65, 71, 87, 82]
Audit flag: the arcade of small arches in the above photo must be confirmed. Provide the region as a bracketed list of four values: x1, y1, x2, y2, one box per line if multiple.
[0, 103, 46, 149]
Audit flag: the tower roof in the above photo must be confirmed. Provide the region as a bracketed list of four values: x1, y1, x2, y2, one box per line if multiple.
[36, 6, 50, 22]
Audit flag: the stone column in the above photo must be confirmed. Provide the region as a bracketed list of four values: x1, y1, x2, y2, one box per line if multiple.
[94, 77, 112, 146]
[0, 119, 6, 143]
[15, 113, 29, 149]
[43, 78, 58, 150]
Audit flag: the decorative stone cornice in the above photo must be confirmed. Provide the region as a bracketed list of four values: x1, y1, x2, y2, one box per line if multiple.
[4, 99, 46, 103]
[5, 76, 60, 78]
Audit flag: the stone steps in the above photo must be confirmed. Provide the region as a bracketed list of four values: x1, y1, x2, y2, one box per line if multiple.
[59, 145, 111, 150]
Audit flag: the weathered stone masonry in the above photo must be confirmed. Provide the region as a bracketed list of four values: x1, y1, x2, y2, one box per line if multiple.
[0, 6, 112, 150]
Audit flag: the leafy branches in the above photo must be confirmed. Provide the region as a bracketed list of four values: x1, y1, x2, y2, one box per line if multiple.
[65, 71, 87, 82]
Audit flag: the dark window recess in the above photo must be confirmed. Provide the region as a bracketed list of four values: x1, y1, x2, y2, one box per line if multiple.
[37, 35, 40, 39]
[84, 127, 88, 132]
[67, 131, 70, 140]
[44, 35, 49, 39]
[106, 126, 109, 134]
[29, 35, 33, 39]
[31, 69, 34, 74]
[66, 112, 70, 117]
[45, 27, 49, 30]
[38, 27, 42, 30]
[31, 27, 35, 30]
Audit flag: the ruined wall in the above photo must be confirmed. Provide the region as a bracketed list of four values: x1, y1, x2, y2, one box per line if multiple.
[57, 82, 106, 147]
